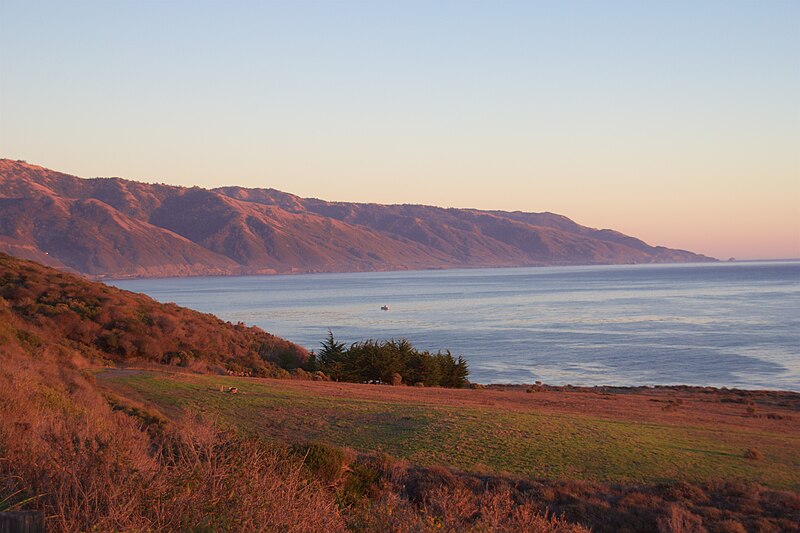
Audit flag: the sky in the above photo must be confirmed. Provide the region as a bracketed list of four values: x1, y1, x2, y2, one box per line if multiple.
[1, 1, 798, 260]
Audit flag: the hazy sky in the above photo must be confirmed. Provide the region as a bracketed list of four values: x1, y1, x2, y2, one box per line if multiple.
[1, 1, 798, 260]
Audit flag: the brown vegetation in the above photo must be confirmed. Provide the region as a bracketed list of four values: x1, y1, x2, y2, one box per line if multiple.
[360, 465, 800, 533]
[0, 252, 307, 376]
[0, 351, 345, 531]
[744, 448, 765, 461]
[287, 446, 799, 533]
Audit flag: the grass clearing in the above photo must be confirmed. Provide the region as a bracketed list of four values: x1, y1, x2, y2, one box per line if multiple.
[100, 370, 800, 490]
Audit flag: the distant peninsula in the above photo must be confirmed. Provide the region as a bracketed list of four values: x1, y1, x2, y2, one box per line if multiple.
[0, 159, 714, 279]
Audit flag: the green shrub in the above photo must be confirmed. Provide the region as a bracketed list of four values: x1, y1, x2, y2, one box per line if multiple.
[291, 442, 351, 484]
[317, 332, 469, 388]
[339, 462, 382, 507]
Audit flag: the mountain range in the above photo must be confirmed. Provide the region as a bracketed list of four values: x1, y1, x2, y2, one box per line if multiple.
[0, 159, 713, 278]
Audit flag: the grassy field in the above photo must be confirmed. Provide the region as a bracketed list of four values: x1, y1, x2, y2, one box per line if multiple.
[100, 370, 800, 491]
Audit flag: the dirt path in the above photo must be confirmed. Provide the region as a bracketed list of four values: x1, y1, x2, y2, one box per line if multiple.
[98, 368, 145, 379]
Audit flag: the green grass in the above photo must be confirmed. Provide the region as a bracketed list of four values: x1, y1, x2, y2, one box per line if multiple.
[101, 371, 800, 490]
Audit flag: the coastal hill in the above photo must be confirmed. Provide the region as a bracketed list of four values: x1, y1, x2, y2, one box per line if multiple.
[0, 252, 308, 375]
[0, 159, 713, 278]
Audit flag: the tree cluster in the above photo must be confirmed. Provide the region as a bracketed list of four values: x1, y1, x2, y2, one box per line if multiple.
[312, 331, 469, 388]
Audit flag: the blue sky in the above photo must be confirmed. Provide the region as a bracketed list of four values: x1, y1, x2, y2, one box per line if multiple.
[1, 1, 798, 258]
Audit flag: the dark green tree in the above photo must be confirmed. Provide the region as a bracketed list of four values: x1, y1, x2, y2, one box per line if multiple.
[303, 350, 318, 372]
[317, 332, 469, 388]
[318, 329, 347, 381]
[439, 352, 469, 388]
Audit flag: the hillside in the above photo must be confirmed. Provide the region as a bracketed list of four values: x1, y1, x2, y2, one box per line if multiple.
[0, 159, 713, 278]
[0, 252, 307, 375]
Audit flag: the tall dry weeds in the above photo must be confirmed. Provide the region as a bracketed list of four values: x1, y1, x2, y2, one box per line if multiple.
[348, 484, 588, 532]
[0, 349, 345, 532]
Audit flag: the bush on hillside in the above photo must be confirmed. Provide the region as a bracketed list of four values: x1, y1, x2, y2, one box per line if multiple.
[317, 331, 469, 388]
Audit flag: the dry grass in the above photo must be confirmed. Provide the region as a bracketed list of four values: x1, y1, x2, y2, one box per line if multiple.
[102, 370, 800, 491]
[367, 466, 800, 533]
[349, 488, 588, 532]
[0, 349, 345, 532]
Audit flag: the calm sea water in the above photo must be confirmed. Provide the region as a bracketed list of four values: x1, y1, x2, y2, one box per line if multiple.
[110, 262, 800, 391]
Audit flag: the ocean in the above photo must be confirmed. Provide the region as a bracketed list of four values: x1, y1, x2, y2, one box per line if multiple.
[110, 261, 800, 391]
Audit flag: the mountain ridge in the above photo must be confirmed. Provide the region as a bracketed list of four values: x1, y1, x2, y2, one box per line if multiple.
[0, 159, 714, 278]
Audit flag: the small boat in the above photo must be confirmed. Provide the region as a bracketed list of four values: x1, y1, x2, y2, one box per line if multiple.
[380, 305, 389, 311]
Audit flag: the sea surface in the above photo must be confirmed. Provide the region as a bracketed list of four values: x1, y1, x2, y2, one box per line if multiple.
[110, 261, 800, 391]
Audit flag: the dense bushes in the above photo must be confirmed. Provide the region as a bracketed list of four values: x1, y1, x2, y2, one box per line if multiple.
[315, 331, 469, 388]
[344, 460, 799, 533]
[0, 253, 307, 375]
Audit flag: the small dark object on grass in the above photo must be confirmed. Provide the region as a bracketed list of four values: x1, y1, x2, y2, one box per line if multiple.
[743, 448, 764, 461]
[662, 399, 683, 411]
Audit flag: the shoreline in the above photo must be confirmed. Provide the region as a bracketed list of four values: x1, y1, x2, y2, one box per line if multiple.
[98, 257, 744, 282]
[485, 382, 800, 394]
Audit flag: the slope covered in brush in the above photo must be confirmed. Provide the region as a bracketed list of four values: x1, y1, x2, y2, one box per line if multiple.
[0, 253, 307, 375]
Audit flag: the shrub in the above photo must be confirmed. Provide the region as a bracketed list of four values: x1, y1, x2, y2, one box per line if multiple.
[339, 462, 382, 507]
[291, 368, 313, 380]
[317, 332, 469, 387]
[348, 476, 591, 532]
[716, 519, 747, 533]
[291, 442, 352, 484]
[374, 452, 409, 484]
[656, 504, 706, 533]
[15, 328, 44, 351]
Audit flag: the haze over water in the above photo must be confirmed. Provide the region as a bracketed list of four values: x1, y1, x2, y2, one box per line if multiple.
[112, 261, 800, 391]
